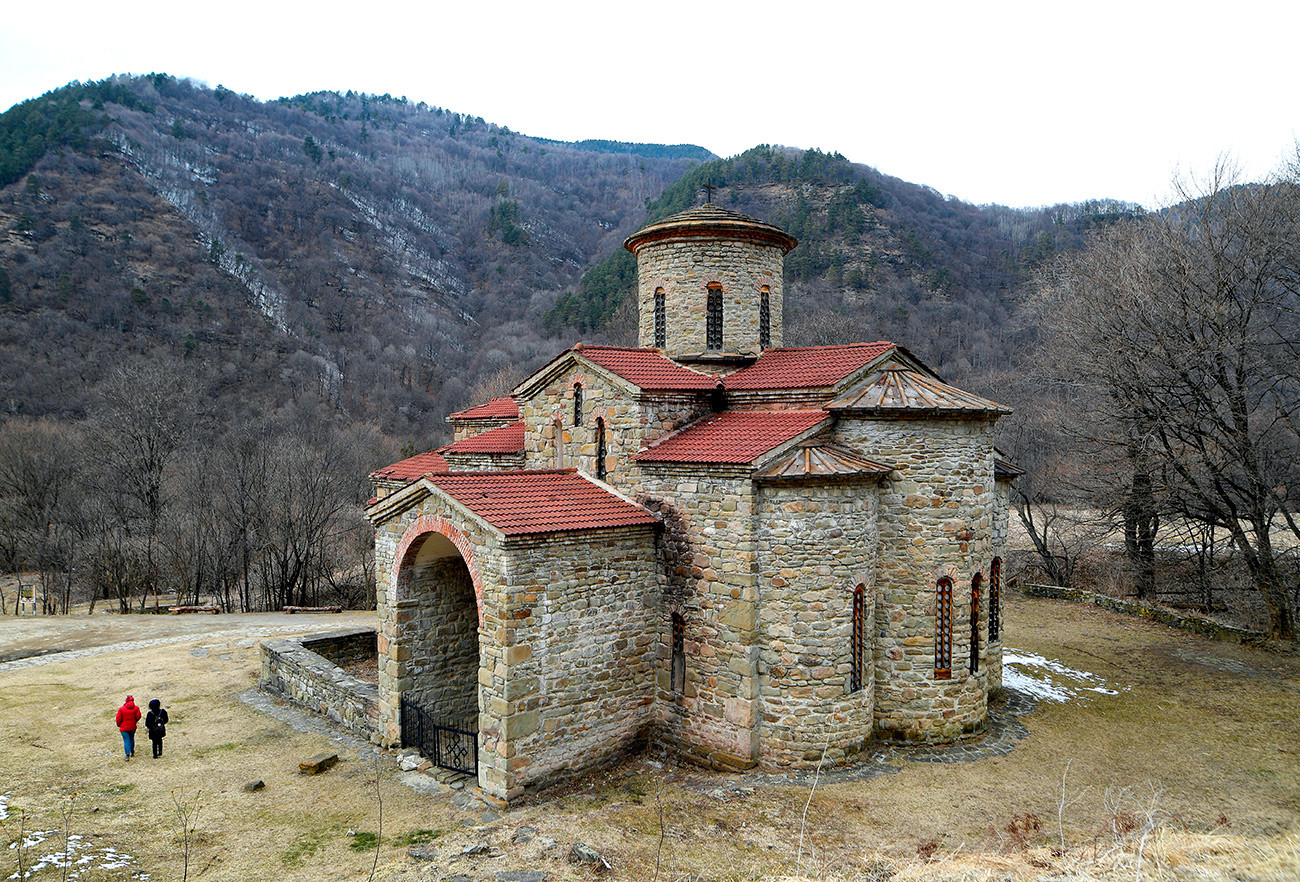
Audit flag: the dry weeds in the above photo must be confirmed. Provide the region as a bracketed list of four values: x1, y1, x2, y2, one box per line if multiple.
[0, 597, 1296, 881]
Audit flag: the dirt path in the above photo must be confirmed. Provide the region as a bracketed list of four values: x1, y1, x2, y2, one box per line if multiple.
[0, 609, 375, 668]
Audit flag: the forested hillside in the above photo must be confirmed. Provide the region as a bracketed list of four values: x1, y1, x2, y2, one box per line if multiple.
[0, 75, 704, 613]
[0, 74, 1152, 615]
[546, 145, 1140, 393]
[0, 75, 702, 440]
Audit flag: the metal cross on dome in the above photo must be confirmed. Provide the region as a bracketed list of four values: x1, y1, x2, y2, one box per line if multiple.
[702, 181, 717, 203]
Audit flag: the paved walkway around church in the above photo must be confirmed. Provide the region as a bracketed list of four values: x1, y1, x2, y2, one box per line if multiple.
[683, 687, 1037, 801]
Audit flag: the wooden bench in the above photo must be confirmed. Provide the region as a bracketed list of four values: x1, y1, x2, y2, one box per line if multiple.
[170, 605, 222, 615]
[283, 605, 343, 614]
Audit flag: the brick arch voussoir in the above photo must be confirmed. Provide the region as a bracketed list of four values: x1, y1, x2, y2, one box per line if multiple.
[394, 515, 485, 628]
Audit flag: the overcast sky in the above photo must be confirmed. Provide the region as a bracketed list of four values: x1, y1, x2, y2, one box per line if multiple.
[2, 1, 1295, 209]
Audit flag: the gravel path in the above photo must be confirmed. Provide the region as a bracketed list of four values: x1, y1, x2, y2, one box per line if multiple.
[0, 612, 373, 674]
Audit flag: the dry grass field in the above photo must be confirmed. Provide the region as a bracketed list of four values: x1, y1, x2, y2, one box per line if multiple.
[0, 597, 1297, 881]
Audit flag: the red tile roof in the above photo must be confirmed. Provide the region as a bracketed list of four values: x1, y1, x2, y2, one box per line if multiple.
[723, 343, 896, 391]
[575, 345, 718, 391]
[448, 397, 519, 420]
[441, 421, 525, 455]
[634, 410, 828, 464]
[370, 449, 450, 483]
[425, 470, 658, 535]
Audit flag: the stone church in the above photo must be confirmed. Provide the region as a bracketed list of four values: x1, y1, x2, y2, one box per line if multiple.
[366, 204, 1015, 804]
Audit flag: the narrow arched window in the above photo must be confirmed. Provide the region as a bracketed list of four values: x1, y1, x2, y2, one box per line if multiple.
[989, 557, 1002, 644]
[671, 612, 685, 693]
[759, 285, 771, 349]
[850, 584, 865, 694]
[706, 283, 723, 350]
[573, 383, 582, 427]
[654, 287, 666, 349]
[595, 417, 607, 480]
[935, 577, 953, 679]
[970, 573, 982, 675]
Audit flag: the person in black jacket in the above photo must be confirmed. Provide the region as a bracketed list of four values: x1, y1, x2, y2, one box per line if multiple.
[145, 699, 169, 758]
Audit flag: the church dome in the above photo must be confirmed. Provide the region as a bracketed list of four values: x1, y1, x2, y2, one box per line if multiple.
[624, 204, 798, 255]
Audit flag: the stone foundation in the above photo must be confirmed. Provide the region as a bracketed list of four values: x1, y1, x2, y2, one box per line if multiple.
[260, 628, 379, 741]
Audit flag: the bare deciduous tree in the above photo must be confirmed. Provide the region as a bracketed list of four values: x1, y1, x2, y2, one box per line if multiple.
[1032, 161, 1300, 639]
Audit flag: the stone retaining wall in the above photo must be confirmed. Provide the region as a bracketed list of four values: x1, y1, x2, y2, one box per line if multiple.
[260, 628, 379, 742]
[1021, 584, 1260, 643]
[300, 628, 377, 669]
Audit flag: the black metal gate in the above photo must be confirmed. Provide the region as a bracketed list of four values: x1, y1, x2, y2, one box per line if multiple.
[400, 697, 478, 777]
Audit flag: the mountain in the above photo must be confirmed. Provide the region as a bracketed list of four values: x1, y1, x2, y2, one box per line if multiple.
[545, 145, 1141, 391]
[0, 75, 1139, 448]
[0, 75, 703, 443]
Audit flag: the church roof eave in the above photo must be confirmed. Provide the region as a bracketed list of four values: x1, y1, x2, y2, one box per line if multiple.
[512, 345, 717, 401]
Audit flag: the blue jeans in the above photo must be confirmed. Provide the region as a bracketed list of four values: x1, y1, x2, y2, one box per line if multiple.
[121, 730, 135, 757]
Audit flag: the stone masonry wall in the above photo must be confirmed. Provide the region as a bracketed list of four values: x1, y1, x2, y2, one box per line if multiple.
[518, 366, 712, 484]
[519, 369, 639, 482]
[836, 415, 998, 742]
[260, 629, 379, 741]
[635, 237, 784, 360]
[633, 466, 761, 770]
[988, 479, 1013, 690]
[756, 480, 879, 765]
[491, 526, 660, 798]
[442, 451, 526, 472]
[373, 498, 511, 798]
[302, 629, 376, 669]
[451, 416, 516, 443]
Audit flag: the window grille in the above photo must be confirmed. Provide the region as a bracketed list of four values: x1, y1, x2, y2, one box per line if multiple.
[850, 585, 865, 693]
[989, 557, 1002, 643]
[573, 383, 582, 427]
[759, 286, 771, 349]
[671, 612, 685, 693]
[935, 577, 953, 679]
[595, 417, 607, 480]
[970, 573, 982, 675]
[706, 284, 723, 350]
[654, 288, 666, 349]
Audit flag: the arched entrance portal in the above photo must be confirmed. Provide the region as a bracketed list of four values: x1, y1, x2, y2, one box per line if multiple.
[394, 530, 481, 774]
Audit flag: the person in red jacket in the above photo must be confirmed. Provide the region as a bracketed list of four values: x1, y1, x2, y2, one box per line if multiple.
[115, 695, 141, 761]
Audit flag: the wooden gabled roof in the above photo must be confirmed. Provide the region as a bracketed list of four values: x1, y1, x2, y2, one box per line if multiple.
[830, 365, 1010, 415]
[754, 442, 894, 481]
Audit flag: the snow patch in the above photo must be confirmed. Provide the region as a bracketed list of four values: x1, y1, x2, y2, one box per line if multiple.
[1003, 648, 1123, 703]
[7, 830, 149, 880]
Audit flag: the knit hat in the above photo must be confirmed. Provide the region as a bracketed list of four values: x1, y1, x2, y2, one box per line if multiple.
[149, 699, 160, 710]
